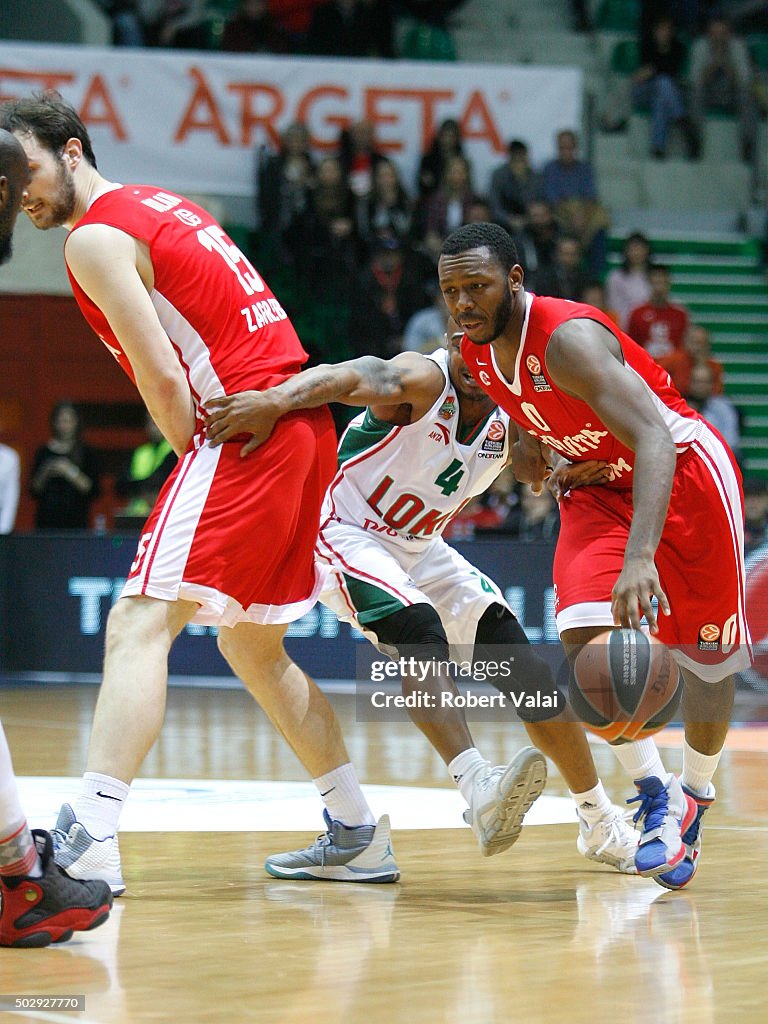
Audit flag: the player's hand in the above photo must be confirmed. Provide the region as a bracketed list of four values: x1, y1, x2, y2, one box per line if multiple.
[204, 391, 281, 456]
[611, 556, 670, 633]
[547, 459, 610, 501]
[510, 438, 553, 495]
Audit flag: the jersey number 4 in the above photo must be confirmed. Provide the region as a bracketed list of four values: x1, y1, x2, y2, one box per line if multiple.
[435, 459, 465, 496]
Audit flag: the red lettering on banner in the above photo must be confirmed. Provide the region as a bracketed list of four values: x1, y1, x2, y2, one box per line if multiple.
[228, 82, 283, 147]
[79, 75, 127, 140]
[296, 85, 348, 149]
[175, 67, 231, 144]
[364, 88, 453, 153]
[0, 68, 74, 104]
[459, 91, 504, 152]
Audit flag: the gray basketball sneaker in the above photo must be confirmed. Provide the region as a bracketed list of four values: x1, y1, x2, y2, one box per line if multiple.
[463, 746, 548, 857]
[51, 804, 126, 897]
[264, 811, 400, 882]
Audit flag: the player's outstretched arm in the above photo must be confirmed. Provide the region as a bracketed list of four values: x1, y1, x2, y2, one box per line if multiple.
[65, 225, 195, 456]
[546, 319, 676, 633]
[205, 352, 444, 456]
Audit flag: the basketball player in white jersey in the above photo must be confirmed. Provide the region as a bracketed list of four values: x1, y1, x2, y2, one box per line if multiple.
[0, 128, 113, 946]
[206, 326, 639, 873]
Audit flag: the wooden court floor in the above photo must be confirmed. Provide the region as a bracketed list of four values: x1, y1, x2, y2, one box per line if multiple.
[1, 684, 766, 1024]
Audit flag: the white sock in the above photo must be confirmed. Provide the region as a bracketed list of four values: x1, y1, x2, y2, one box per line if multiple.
[448, 747, 488, 805]
[681, 742, 721, 797]
[313, 763, 375, 827]
[570, 780, 613, 826]
[611, 738, 666, 782]
[72, 773, 130, 841]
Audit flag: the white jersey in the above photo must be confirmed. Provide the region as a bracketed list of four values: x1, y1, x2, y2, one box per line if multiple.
[321, 348, 511, 552]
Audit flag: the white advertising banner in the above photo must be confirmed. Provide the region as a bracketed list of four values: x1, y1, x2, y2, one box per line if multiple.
[0, 42, 582, 198]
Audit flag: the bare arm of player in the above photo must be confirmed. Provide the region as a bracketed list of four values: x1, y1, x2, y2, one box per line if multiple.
[545, 318, 677, 633]
[65, 225, 195, 456]
[547, 458, 612, 502]
[205, 352, 445, 456]
[508, 428, 554, 494]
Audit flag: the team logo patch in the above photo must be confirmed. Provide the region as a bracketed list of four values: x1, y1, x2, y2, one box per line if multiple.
[481, 419, 506, 454]
[526, 353, 552, 393]
[438, 395, 457, 420]
[698, 623, 721, 651]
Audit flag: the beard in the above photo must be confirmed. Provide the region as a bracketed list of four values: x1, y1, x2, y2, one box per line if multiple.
[28, 159, 77, 230]
[487, 284, 514, 342]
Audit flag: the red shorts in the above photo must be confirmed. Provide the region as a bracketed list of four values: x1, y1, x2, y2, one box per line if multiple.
[122, 407, 337, 626]
[553, 424, 752, 681]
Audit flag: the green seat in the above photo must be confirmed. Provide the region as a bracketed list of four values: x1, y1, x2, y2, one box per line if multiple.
[400, 24, 457, 61]
[595, 0, 640, 32]
[611, 39, 640, 75]
[749, 35, 768, 71]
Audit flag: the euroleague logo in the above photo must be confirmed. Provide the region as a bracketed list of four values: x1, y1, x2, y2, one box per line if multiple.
[697, 623, 721, 651]
[481, 418, 506, 457]
[526, 353, 551, 392]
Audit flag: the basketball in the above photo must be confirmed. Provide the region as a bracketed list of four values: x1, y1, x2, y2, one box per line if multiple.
[569, 630, 683, 743]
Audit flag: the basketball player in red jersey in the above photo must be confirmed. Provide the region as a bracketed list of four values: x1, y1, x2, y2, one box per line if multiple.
[0, 128, 113, 945]
[438, 222, 752, 889]
[0, 93, 398, 889]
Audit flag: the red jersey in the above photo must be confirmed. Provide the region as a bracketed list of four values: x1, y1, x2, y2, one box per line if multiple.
[627, 301, 689, 359]
[65, 185, 308, 412]
[461, 293, 702, 490]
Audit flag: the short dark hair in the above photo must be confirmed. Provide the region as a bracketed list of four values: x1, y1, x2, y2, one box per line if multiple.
[0, 92, 97, 169]
[441, 222, 519, 273]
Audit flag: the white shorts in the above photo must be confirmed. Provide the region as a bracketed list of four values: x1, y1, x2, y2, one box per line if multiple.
[316, 519, 509, 650]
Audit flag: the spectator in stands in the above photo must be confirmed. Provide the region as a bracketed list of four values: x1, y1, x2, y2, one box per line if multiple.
[221, 0, 290, 52]
[101, 1, 146, 46]
[689, 15, 758, 162]
[419, 154, 480, 261]
[632, 15, 700, 160]
[115, 413, 175, 523]
[152, 0, 212, 49]
[685, 361, 741, 457]
[0, 441, 19, 534]
[348, 233, 432, 358]
[257, 121, 315, 257]
[306, 0, 394, 58]
[529, 235, 590, 301]
[488, 139, 544, 236]
[30, 401, 101, 531]
[605, 231, 653, 329]
[540, 129, 610, 274]
[660, 322, 724, 396]
[402, 284, 446, 353]
[743, 477, 768, 550]
[338, 119, 385, 202]
[287, 154, 359, 298]
[417, 118, 464, 199]
[356, 157, 413, 252]
[627, 263, 689, 360]
[580, 279, 620, 324]
[514, 199, 559, 279]
[508, 484, 560, 543]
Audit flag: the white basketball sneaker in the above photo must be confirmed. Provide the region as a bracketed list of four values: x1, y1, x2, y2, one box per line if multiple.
[463, 746, 548, 857]
[51, 804, 125, 897]
[577, 804, 639, 874]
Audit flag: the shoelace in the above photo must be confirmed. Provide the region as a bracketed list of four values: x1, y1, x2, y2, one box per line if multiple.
[592, 812, 634, 857]
[627, 786, 668, 831]
[474, 765, 505, 792]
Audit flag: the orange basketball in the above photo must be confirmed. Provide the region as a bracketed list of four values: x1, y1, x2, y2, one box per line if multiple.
[569, 629, 683, 742]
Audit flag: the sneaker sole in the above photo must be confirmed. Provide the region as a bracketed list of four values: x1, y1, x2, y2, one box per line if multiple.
[264, 863, 400, 883]
[478, 748, 548, 858]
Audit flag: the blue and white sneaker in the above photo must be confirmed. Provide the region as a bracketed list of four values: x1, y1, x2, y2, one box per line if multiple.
[264, 811, 400, 883]
[654, 783, 714, 890]
[628, 774, 697, 877]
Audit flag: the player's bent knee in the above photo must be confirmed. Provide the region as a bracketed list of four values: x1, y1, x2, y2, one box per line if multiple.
[475, 604, 565, 722]
[371, 603, 450, 663]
